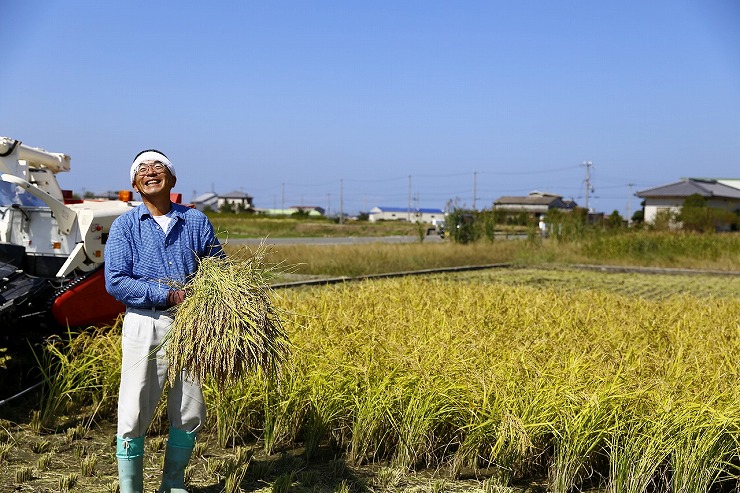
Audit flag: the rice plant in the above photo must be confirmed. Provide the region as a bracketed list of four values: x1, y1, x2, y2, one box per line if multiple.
[81, 454, 98, 476]
[73, 443, 87, 459]
[31, 438, 52, 454]
[223, 455, 251, 493]
[165, 243, 291, 388]
[58, 472, 79, 492]
[271, 472, 295, 493]
[607, 414, 672, 493]
[36, 452, 53, 471]
[668, 403, 738, 492]
[0, 442, 12, 462]
[299, 470, 321, 488]
[32, 325, 121, 429]
[549, 390, 619, 492]
[65, 424, 86, 443]
[15, 466, 33, 483]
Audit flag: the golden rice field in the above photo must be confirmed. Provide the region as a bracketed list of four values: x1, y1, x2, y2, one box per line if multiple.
[3, 265, 740, 492]
[257, 269, 740, 491]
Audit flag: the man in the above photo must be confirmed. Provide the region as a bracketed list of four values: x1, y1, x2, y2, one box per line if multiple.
[105, 149, 222, 493]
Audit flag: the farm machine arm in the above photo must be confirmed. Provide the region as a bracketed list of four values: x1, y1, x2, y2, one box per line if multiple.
[0, 137, 134, 330]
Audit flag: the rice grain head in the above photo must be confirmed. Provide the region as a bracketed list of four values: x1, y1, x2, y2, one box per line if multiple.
[165, 242, 291, 388]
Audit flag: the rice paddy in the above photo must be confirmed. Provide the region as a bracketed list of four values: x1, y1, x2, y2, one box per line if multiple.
[245, 273, 740, 491]
[4, 258, 740, 491]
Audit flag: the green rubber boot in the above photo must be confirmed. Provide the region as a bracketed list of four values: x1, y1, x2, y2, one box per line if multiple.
[158, 427, 196, 493]
[116, 436, 145, 493]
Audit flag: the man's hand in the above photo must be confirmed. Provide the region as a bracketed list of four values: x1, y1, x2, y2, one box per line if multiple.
[166, 290, 186, 306]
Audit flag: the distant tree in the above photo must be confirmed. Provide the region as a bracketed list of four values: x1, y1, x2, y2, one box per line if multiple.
[492, 208, 508, 225]
[650, 209, 676, 231]
[479, 209, 496, 242]
[679, 193, 711, 232]
[356, 212, 369, 221]
[606, 210, 624, 229]
[447, 208, 478, 244]
[219, 201, 234, 214]
[679, 193, 737, 232]
[545, 207, 588, 242]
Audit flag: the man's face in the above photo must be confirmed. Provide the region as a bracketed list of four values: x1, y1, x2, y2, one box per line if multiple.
[132, 160, 176, 197]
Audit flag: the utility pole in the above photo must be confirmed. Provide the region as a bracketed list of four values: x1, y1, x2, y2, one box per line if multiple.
[626, 183, 635, 226]
[281, 182, 285, 212]
[407, 175, 412, 222]
[473, 171, 477, 211]
[339, 178, 344, 225]
[327, 192, 331, 217]
[581, 161, 593, 212]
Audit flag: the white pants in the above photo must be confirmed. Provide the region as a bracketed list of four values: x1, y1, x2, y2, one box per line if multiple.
[117, 307, 206, 439]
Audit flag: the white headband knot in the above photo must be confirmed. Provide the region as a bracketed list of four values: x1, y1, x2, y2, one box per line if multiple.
[130, 150, 176, 183]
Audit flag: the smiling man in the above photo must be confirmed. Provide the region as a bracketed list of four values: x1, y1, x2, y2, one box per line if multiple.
[105, 149, 223, 493]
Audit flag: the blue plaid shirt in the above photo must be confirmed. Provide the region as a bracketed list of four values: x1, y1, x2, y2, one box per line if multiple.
[104, 203, 223, 308]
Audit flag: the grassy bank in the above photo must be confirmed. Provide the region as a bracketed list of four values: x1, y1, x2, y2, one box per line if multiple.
[230, 231, 740, 278]
[209, 214, 425, 239]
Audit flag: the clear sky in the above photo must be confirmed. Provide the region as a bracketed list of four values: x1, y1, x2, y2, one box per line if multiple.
[2, 0, 739, 218]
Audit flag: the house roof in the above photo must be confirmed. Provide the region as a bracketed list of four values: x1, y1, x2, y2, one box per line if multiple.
[192, 192, 217, 203]
[718, 179, 740, 190]
[636, 179, 740, 200]
[371, 206, 444, 214]
[221, 190, 253, 199]
[495, 195, 562, 206]
[495, 191, 576, 206]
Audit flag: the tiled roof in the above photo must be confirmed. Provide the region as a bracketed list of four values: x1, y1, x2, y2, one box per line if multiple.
[636, 179, 740, 199]
[221, 191, 253, 199]
[495, 195, 561, 206]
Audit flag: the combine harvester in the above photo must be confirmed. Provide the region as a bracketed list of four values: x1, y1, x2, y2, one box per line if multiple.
[0, 136, 137, 331]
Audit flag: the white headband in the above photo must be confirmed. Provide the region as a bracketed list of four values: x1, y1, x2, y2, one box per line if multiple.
[130, 150, 176, 183]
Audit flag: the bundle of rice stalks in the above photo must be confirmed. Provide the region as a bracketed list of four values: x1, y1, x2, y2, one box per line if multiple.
[165, 242, 291, 388]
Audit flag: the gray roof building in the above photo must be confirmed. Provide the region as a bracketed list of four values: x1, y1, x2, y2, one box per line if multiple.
[635, 178, 740, 228]
[636, 178, 740, 200]
[493, 191, 577, 215]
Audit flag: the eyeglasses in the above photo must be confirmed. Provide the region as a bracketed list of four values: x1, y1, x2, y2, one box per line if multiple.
[136, 163, 167, 175]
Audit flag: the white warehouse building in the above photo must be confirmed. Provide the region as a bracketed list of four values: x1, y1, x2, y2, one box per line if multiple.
[368, 206, 445, 223]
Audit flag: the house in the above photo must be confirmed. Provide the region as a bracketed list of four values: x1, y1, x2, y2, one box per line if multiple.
[255, 206, 325, 217]
[636, 178, 740, 225]
[219, 191, 254, 211]
[193, 191, 254, 212]
[368, 206, 445, 224]
[493, 191, 577, 219]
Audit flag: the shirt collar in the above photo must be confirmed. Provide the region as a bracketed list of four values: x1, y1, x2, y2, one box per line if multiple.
[136, 202, 185, 220]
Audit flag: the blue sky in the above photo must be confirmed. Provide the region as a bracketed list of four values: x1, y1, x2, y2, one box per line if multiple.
[2, 1, 739, 217]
